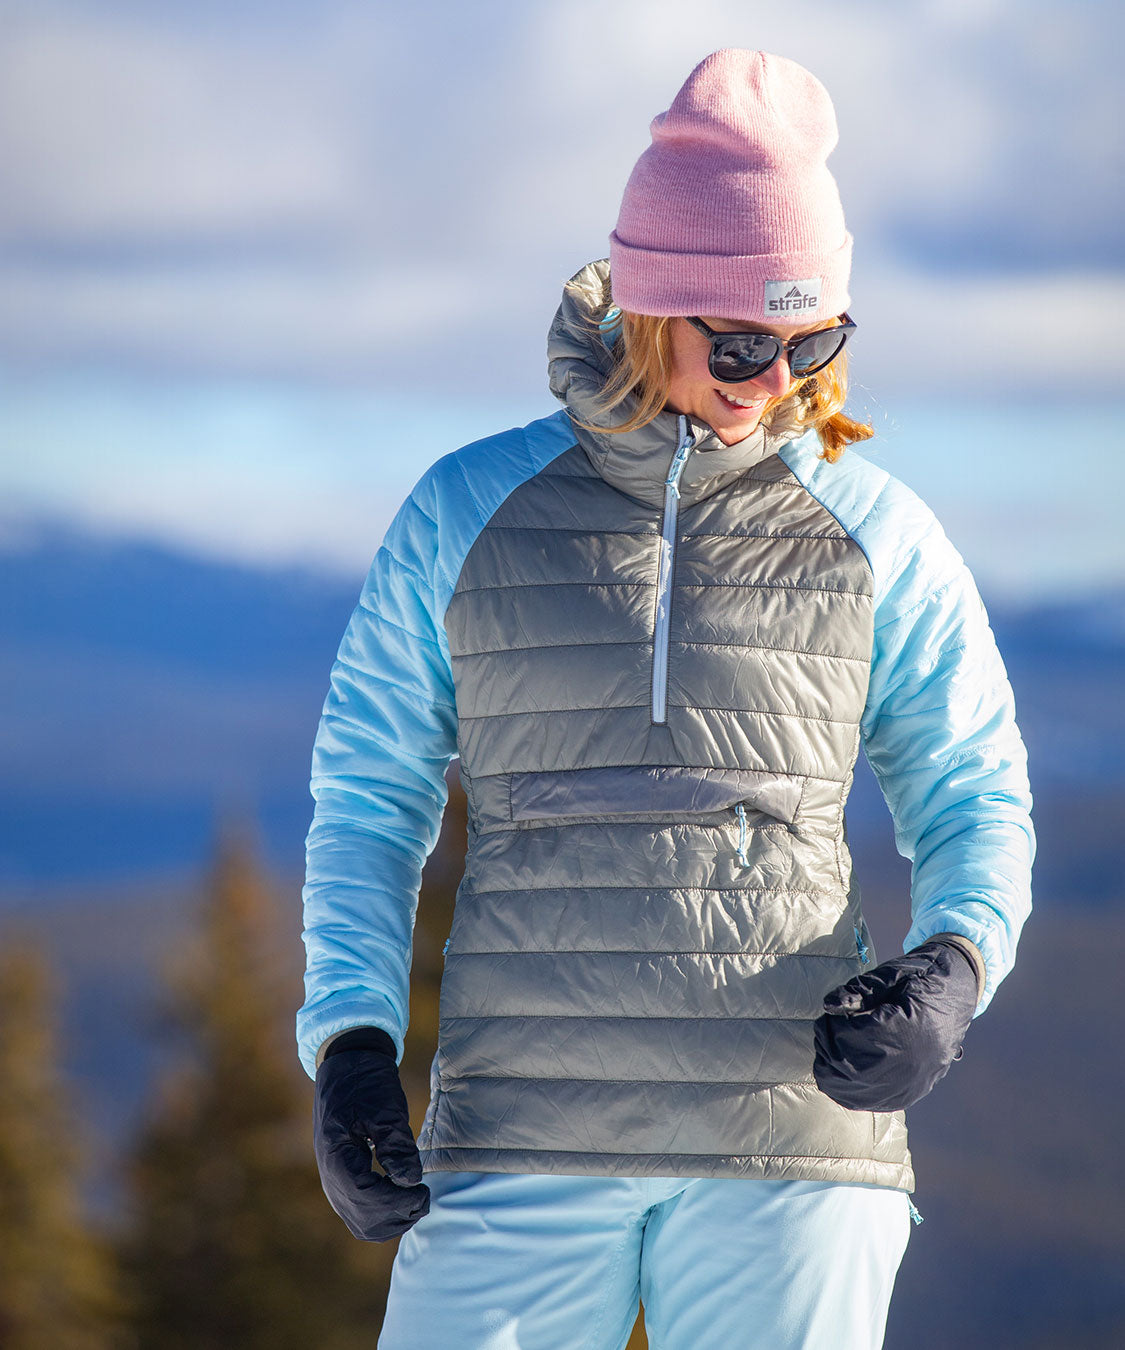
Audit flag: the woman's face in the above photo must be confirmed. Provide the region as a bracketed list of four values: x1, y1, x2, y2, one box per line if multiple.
[664, 314, 834, 446]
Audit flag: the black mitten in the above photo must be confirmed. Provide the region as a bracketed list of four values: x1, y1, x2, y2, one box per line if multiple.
[813, 937, 981, 1113]
[313, 1026, 431, 1242]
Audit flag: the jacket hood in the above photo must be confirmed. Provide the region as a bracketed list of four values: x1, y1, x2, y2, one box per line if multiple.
[547, 257, 793, 509]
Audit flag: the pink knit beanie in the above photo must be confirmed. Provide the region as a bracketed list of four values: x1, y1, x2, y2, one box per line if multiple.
[609, 49, 852, 322]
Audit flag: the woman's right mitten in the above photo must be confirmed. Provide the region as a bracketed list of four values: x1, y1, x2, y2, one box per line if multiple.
[313, 1026, 431, 1242]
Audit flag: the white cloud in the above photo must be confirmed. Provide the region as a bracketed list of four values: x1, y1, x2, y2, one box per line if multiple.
[0, 9, 364, 241]
[0, 255, 486, 380]
[848, 263, 1125, 396]
[0, 0, 1120, 394]
[0, 366, 547, 575]
[513, 0, 1123, 269]
[4, 361, 1122, 602]
[3, 252, 1121, 400]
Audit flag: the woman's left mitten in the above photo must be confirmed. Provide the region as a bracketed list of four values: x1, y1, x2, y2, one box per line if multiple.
[314, 1027, 431, 1242]
[812, 938, 980, 1112]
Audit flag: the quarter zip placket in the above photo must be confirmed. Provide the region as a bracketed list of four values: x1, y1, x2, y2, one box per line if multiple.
[651, 414, 696, 724]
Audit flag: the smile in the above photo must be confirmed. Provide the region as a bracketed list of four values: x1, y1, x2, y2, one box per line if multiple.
[716, 390, 764, 409]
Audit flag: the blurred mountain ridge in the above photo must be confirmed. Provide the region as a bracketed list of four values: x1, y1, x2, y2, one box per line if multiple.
[1, 515, 1120, 889]
[1, 519, 1122, 1347]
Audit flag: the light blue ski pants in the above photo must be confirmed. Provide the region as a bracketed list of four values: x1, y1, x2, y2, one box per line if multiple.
[378, 1170, 914, 1350]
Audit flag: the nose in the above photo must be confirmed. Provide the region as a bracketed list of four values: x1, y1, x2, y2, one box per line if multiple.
[744, 353, 793, 400]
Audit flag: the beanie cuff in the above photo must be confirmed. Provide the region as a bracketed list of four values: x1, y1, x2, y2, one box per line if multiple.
[608, 231, 852, 323]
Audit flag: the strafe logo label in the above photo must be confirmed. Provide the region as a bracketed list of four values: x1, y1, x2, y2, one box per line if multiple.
[764, 278, 822, 314]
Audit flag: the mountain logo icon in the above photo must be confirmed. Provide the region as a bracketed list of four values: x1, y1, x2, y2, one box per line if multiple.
[764, 277, 823, 314]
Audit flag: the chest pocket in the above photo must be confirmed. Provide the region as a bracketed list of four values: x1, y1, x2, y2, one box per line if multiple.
[508, 764, 802, 827]
[505, 763, 802, 885]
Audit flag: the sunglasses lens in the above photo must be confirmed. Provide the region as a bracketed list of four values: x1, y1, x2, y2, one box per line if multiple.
[709, 333, 778, 382]
[789, 326, 849, 376]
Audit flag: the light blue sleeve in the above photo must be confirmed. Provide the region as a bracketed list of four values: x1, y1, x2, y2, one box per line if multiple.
[859, 478, 1035, 1015]
[296, 472, 459, 1079]
[296, 410, 577, 1079]
[781, 434, 1036, 1016]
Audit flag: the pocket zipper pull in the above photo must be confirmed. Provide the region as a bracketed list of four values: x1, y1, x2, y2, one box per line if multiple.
[907, 1198, 924, 1225]
[442, 936, 452, 957]
[854, 924, 870, 964]
[734, 803, 751, 868]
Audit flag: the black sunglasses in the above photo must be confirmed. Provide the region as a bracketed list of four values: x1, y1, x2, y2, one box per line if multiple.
[685, 313, 856, 384]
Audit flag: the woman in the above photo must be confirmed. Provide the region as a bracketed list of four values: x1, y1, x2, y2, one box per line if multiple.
[299, 49, 1034, 1350]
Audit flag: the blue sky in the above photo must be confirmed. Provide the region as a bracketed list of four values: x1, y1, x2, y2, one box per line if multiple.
[1, 0, 1123, 600]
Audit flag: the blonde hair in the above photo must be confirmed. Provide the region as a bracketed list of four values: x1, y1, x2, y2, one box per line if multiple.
[571, 285, 872, 464]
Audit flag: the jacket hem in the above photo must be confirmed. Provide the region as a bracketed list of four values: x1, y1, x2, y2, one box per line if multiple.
[417, 1146, 915, 1192]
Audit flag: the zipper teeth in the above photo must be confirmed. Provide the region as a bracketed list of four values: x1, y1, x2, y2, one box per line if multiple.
[651, 416, 695, 724]
[735, 802, 751, 867]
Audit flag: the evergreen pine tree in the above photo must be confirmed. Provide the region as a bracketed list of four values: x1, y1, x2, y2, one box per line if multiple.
[118, 824, 392, 1350]
[0, 931, 128, 1349]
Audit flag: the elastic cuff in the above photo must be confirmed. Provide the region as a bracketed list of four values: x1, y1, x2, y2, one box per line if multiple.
[929, 932, 988, 1007]
[315, 1024, 398, 1070]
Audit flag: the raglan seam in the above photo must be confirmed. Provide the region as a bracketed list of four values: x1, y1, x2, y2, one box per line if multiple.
[775, 452, 881, 592]
[437, 423, 577, 626]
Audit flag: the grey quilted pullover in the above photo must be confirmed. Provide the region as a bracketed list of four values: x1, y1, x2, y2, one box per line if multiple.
[414, 259, 919, 1189]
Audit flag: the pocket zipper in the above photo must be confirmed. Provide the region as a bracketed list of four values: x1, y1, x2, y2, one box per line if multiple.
[734, 802, 751, 868]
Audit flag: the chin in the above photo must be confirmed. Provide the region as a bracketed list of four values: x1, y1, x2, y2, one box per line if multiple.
[715, 420, 763, 445]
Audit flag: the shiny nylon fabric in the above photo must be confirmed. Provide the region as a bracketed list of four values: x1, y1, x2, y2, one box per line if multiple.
[415, 258, 912, 1187]
[298, 258, 1034, 1194]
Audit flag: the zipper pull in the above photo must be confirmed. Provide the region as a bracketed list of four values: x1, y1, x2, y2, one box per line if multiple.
[734, 803, 751, 868]
[854, 924, 870, 964]
[907, 1198, 924, 1226]
[442, 936, 452, 957]
[665, 415, 695, 501]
